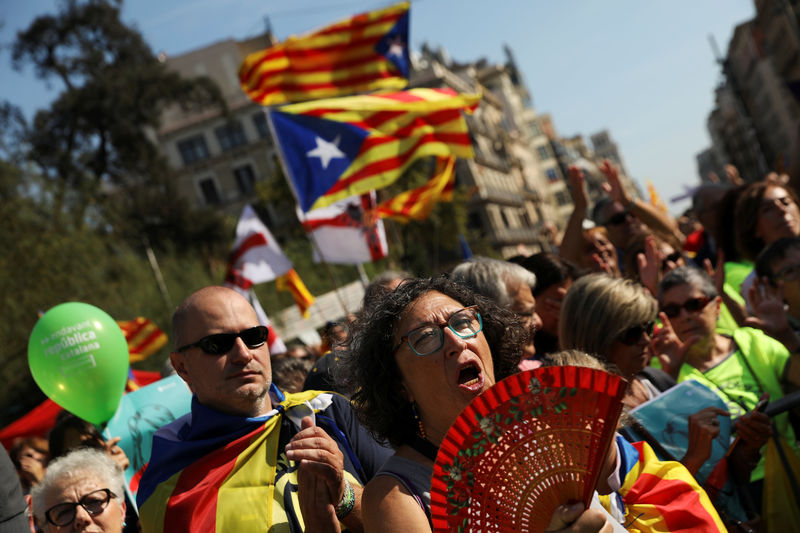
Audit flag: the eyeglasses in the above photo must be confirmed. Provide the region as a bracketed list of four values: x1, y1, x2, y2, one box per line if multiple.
[606, 210, 632, 226]
[45, 488, 116, 527]
[775, 263, 800, 283]
[618, 321, 655, 345]
[394, 306, 483, 357]
[176, 326, 268, 355]
[661, 296, 711, 319]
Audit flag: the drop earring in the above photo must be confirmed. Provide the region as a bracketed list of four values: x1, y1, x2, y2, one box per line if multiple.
[412, 402, 426, 439]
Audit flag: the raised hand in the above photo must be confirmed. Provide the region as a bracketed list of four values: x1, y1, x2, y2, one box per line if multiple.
[567, 165, 589, 213]
[650, 312, 700, 377]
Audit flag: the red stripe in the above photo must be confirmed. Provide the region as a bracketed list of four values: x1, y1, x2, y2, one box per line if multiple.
[227, 233, 268, 270]
[250, 69, 399, 102]
[120, 318, 148, 340]
[163, 425, 262, 531]
[324, 132, 471, 195]
[129, 328, 166, 355]
[314, 9, 403, 37]
[245, 50, 391, 93]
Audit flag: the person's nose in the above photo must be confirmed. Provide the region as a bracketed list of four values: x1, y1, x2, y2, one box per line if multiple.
[73, 504, 92, 528]
[228, 337, 255, 364]
[442, 326, 467, 358]
[532, 312, 543, 332]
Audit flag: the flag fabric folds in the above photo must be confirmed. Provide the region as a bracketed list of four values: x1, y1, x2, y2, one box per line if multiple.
[599, 437, 725, 533]
[276, 268, 315, 318]
[239, 2, 410, 106]
[117, 317, 168, 363]
[268, 87, 479, 212]
[376, 156, 455, 222]
[298, 192, 388, 264]
[226, 205, 292, 286]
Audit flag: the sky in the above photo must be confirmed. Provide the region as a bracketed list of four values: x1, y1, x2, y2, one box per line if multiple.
[0, 0, 756, 215]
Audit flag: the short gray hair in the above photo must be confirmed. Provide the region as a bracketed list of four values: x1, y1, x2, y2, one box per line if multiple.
[31, 448, 125, 524]
[451, 257, 537, 308]
[658, 266, 717, 303]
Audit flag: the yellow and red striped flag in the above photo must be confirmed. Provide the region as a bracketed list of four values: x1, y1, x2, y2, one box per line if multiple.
[276, 268, 315, 318]
[239, 2, 409, 106]
[377, 156, 456, 222]
[117, 317, 168, 363]
[269, 87, 479, 212]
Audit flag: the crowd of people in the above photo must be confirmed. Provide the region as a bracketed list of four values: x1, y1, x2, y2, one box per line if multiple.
[3, 162, 800, 532]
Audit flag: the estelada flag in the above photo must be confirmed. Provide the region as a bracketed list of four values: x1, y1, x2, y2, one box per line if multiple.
[226, 204, 292, 285]
[117, 317, 168, 363]
[376, 156, 455, 222]
[239, 2, 409, 106]
[298, 192, 388, 264]
[268, 87, 479, 212]
[276, 269, 315, 318]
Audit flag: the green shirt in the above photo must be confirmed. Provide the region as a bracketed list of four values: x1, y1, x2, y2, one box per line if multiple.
[677, 327, 797, 480]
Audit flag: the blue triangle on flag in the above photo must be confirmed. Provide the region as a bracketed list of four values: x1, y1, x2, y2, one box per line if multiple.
[270, 110, 369, 211]
[375, 11, 410, 78]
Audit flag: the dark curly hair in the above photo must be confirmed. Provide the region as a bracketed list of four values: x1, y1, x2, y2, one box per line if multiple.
[338, 276, 527, 448]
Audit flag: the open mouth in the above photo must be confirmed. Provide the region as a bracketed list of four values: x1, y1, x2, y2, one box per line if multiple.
[457, 362, 483, 389]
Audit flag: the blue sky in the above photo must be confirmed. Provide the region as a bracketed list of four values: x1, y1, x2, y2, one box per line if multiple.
[1, 0, 755, 215]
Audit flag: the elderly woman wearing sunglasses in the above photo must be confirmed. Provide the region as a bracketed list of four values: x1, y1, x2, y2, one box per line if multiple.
[32, 448, 126, 533]
[656, 266, 800, 486]
[340, 276, 615, 532]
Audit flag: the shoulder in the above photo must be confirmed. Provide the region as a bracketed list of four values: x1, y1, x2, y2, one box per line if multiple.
[734, 327, 790, 365]
[363, 475, 430, 533]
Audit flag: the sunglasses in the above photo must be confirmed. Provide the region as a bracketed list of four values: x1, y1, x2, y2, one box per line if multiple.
[606, 210, 632, 226]
[176, 326, 268, 355]
[661, 251, 683, 270]
[660, 296, 711, 319]
[45, 488, 116, 527]
[618, 321, 655, 345]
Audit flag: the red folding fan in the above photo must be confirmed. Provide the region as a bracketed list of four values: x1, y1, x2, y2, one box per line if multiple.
[429, 366, 626, 533]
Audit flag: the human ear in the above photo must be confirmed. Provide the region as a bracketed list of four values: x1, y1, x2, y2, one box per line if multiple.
[169, 351, 192, 389]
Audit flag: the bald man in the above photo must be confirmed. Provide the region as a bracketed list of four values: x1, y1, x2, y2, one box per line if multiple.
[137, 286, 389, 533]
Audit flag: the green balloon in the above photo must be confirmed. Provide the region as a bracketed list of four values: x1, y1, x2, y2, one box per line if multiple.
[28, 302, 129, 425]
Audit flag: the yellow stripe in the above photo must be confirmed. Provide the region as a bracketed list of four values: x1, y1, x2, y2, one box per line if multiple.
[279, 89, 481, 114]
[310, 145, 470, 210]
[246, 60, 399, 89]
[252, 78, 408, 106]
[139, 470, 182, 533]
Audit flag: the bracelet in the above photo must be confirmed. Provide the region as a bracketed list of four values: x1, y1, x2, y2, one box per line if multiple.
[335, 478, 355, 520]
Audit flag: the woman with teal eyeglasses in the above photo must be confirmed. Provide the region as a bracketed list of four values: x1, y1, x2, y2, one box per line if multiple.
[340, 276, 615, 533]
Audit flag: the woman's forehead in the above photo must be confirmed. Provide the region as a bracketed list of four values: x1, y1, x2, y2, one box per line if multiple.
[397, 292, 463, 329]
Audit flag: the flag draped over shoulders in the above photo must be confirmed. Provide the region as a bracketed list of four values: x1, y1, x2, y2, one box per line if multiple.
[599, 438, 725, 533]
[239, 2, 410, 106]
[268, 88, 479, 212]
[137, 389, 352, 532]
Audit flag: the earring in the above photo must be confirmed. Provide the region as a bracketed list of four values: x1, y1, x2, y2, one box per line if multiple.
[412, 402, 426, 439]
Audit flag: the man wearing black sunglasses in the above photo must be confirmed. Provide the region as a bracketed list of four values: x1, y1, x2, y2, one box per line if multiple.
[137, 286, 390, 532]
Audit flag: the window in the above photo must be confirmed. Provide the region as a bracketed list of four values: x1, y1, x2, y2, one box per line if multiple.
[234, 164, 256, 195]
[545, 168, 559, 182]
[555, 191, 570, 206]
[253, 112, 271, 140]
[499, 209, 510, 228]
[199, 178, 221, 205]
[536, 145, 550, 161]
[177, 135, 210, 165]
[529, 121, 542, 137]
[215, 121, 247, 151]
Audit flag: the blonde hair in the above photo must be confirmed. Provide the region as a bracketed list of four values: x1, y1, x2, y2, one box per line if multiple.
[559, 274, 657, 361]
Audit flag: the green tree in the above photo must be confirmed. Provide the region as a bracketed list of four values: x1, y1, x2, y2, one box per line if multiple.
[12, 0, 227, 254]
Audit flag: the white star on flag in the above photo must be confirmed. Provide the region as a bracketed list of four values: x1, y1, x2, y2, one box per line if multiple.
[306, 135, 345, 169]
[387, 36, 405, 58]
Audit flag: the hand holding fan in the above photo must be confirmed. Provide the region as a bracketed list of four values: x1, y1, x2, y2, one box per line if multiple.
[429, 366, 626, 533]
